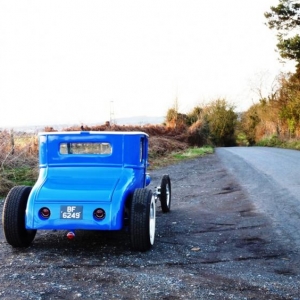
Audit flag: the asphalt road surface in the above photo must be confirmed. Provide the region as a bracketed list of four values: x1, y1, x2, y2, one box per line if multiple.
[217, 146, 300, 249]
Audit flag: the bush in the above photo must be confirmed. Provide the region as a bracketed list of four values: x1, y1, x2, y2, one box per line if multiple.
[0, 131, 38, 197]
[256, 135, 283, 147]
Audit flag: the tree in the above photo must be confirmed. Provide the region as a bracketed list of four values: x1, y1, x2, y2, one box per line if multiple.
[277, 68, 300, 137]
[165, 108, 178, 124]
[264, 1, 300, 140]
[204, 99, 237, 146]
[186, 106, 202, 126]
[165, 97, 187, 129]
[240, 68, 300, 142]
[239, 104, 261, 145]
[265, 0, 300, 64]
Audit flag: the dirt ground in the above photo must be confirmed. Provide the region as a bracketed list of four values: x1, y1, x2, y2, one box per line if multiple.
[0, 153, 299, 299]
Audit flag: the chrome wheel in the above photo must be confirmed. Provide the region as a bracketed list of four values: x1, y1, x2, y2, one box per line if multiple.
[149, 195, 156, 245]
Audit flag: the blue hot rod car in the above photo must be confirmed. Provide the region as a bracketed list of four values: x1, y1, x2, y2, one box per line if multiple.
[2, 131, 171, 251]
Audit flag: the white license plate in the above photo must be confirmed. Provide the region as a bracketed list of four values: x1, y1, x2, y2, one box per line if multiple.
[60, 206, 83, 219]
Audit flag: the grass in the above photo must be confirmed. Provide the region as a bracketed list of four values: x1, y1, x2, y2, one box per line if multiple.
[0, 166, 38, 198]
[172, 146, 214, 160]
[256, 135, 300, 150]
[2, 167, 37, 186]
[149, 145, 214, 169]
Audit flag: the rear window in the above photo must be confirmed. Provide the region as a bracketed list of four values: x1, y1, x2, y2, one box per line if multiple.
[60, 143, 112, 155]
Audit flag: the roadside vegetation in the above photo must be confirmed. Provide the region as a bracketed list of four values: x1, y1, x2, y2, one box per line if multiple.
[0, 131, 38, 197]
[0, 96, 237, 197]
[238, 1, 300, 148]
[149, 146, 214, 170]
[0, 126, 214, 198]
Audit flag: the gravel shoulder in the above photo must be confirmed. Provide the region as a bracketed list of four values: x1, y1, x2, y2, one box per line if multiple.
[0, 153, 299, 299]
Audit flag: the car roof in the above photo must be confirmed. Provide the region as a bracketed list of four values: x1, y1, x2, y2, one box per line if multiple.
[38, 131, 149, 137]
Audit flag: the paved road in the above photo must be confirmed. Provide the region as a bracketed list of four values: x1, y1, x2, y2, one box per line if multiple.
[217, 146, 300, 248]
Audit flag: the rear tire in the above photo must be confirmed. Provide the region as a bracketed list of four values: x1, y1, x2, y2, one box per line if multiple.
[130, 188, 156, 251]
[2, 186, 36, 247]
[160, 175, 171, 213]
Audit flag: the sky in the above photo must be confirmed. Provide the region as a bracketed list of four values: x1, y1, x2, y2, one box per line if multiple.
[0, 0, 296, 128]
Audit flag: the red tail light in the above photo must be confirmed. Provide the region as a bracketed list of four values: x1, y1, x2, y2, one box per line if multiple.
[39, 207, 51, 219]
[93, 208, 106, 220]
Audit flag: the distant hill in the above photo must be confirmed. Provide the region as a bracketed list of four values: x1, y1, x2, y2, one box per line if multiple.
[113, 116, 164, 126]
[0, 116, 165, 133]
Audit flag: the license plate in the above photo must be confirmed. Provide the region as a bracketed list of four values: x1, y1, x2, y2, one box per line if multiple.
[60, 206, 83, 219]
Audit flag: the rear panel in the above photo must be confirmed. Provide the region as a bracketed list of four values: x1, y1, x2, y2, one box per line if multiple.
[26, 131, 149, 231]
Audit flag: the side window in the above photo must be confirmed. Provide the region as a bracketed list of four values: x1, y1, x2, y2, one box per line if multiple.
[140, 138, 144, 163]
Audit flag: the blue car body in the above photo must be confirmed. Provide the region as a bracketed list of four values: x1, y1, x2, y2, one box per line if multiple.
[25, 131, 151, 231]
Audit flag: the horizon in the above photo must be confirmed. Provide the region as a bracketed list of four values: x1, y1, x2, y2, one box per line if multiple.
[0, 115, 166, 132]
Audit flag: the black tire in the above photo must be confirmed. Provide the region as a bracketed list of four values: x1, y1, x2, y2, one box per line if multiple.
[160, 174, 171, 213]
[2, 186, 36, 247]
[130, 188, 156, 251]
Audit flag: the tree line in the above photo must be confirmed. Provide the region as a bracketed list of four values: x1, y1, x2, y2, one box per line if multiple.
[166, 1, 300, 147]
[241, 0, 300, 144]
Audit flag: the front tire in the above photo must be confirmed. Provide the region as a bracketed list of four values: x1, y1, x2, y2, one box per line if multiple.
[2, 186, 36, 247]
[130, 188, 156, 251]
[160, 175, 171, 213]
